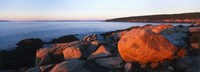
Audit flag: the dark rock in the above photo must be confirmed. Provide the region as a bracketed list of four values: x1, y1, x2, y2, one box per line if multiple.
[16, 38, 44, 49]
[176, 56, 194, 70]
[49, 35, 79, 44]
[94, 57, 124, 69]
[50, 59, 87, 72]
[160, 60, 171, 68]
[18, 67, 28, 72]
[150, 62, 159, 69]
[160, 25, 189, 48]
[0, 38, 44, 70]
[0, 70, 17, 72]
[187, 56, 200, 72]
[79, 41, 100, 60]
[105, 42, 117, 52]
[84, 61, 109, 72]
[40, 64, 55, 72]
[25, 67, 40, 72]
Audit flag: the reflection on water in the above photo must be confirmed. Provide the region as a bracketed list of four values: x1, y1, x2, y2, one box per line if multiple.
[0, 21, 191, 50]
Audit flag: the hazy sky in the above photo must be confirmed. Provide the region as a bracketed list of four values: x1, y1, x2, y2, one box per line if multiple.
[0, 0, 199, 20]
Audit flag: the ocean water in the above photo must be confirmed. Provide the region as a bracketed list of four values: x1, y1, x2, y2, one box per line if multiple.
[0, 21, 191, 50]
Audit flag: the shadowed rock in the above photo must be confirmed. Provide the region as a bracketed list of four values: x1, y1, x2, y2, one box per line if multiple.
[87, 45, 111, 60]
[50, 59, 87, 72]
[0, 38, 44, 70]
[94, 57, 124, 69]
[49, 35, 79, 44]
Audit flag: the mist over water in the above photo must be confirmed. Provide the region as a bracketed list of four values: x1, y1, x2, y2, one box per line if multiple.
[0, 21, 191, 50]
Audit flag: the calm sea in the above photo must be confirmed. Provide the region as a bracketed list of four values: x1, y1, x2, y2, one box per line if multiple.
[0, 21, 191, 50]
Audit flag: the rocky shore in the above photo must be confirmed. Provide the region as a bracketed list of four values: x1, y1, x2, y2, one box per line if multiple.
[0, 24, 200, 72]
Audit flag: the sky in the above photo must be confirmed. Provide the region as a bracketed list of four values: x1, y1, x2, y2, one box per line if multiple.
[0, 0, 200, 21]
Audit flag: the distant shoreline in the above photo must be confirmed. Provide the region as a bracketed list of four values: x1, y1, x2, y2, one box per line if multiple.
[105, 12, 200, 24]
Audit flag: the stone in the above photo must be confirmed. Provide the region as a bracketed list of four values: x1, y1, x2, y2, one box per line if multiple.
[95, 57, 124, 69]
[187, 56, 200, 72]
[124, 62, 133, 72]
[40, 64, 55, 72]
[118, 28, 177, 64]
[49, 35, 79, 44]
[191, 43, 200, 49]
[25, 67, 41, 72]
[0, 38, 44, 70]
[176, 56, 194, 70]
[63, 46, 82, 60]
[16, 38, 44, 49]
[105, 42, 117, 52]
[147, 24, 174, 33]
[36, 41, 80, 66]
[0, 70, 17, 72]
[83, 61, 109, 72]
[83, 34, 104, 41]
[177, 48, 187, 58]
[18, 67, 28, 72]
[50, 59, 86, 72]
[150, 62, 159, 69]
[36, 48, 52, 66]
[160, 60, 170, 68]
[160, 25, 189, 48]
[87, 45, 111, 60]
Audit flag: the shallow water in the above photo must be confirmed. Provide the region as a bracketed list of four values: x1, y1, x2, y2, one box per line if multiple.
[0, 21, 191, 50]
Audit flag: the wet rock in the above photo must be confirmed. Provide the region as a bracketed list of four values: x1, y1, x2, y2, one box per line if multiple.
[95, 57, 124, 69]
[50, 59, 86, 72]
[63, 46, 82, 60]
[176, 56, 194, 70]
[36, 41, 79, 66]
[118, 28, 177, 64]
[87, 45, 111, 60]
[49, 35, 79, 44]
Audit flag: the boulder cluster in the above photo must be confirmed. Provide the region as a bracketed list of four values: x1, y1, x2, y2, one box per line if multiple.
[0, 24, 200, 72]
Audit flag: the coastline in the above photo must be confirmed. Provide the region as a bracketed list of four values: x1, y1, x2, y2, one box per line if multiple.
[105, 12, 200, 24]
[0, 23, 200, 72]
